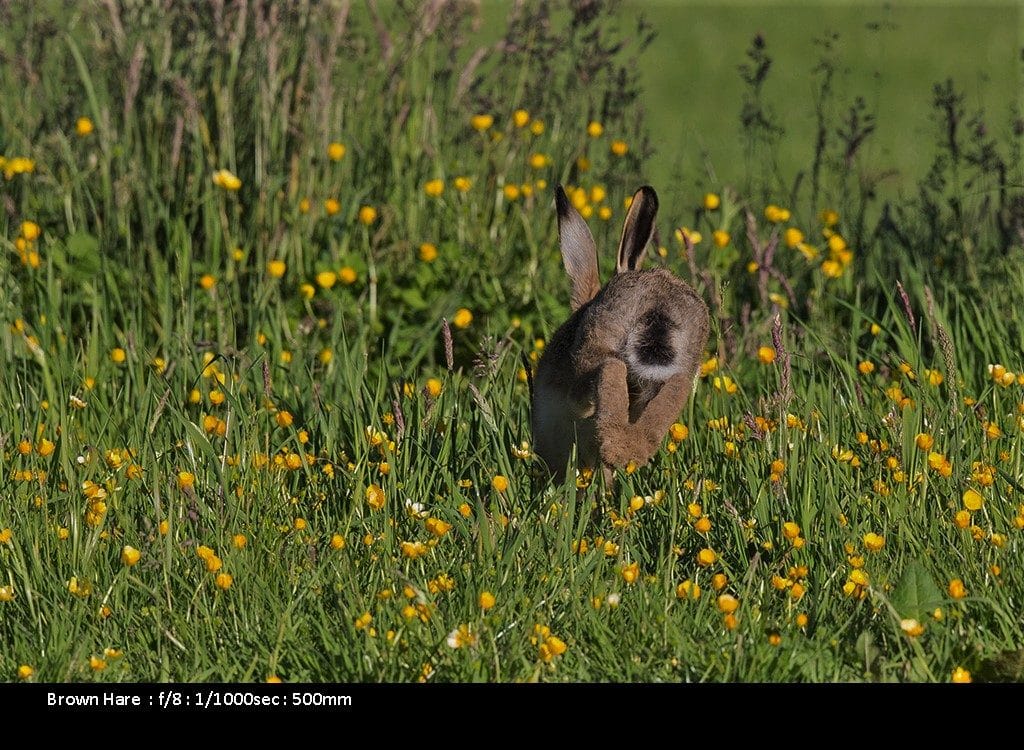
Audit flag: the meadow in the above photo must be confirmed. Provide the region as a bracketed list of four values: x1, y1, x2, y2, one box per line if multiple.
[1, 0, 1023, 683]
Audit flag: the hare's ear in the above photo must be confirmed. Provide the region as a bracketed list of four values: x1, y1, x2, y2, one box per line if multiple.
[616, 186, 659, 273]
[556, 185, 601, 311]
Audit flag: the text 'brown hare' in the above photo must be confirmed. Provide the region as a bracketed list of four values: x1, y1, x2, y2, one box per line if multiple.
[532, 185, 710, 482]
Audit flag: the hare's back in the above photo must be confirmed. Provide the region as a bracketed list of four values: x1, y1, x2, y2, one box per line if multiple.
[597, 270, 709, 383]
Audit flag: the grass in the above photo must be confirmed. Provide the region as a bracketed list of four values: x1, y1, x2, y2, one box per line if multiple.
[472, 0, 1022, 208]
[1, 1, 1023, 683]
[627, 0, 1021, 205]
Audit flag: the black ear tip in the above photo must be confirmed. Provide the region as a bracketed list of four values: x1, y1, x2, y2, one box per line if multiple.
[555, 185, 571, 217]
[637, 185, 659, 210]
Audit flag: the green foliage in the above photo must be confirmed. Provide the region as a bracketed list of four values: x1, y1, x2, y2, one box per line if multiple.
[0, 1, 1021, 683]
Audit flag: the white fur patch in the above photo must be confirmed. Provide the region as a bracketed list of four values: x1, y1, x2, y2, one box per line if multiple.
[625, 353, 684, 382]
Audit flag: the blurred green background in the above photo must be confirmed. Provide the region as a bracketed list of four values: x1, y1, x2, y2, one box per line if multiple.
[477, 1, 1021, 206]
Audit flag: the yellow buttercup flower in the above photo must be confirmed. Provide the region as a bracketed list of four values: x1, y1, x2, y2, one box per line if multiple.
[20, 221, 41, 241]
[2, 156, 35, 180]
[366, 483, 386, 511]
[863, 532, 884, 552]
[358, 206, 377, 225]
[447, 624, 477, 649]
[419, 243, 438, 262]
[400, 541, 428, 559]
[425, 517, 451, 537]
[121, 546, 141, 566]
[424, 179, 444, 197]
[703, 192, 720, 211]
[962, 488, 984, 511]
[471, 114, 494, 131]
[212, 169, 242, 191]
[610, 139, 628, 156]
[676, 580, 701, 600]
[76, 117, 94, 136]
[327, 142, 346, 161]
[717, 593, 739, 614]
[821, 259, 843, 278]
[900, 618, 925, 637]
[453, 308, 473, 329]
[948, 578, 966, 599]
[697, 548, 717, 566]
[587, 121, 604, 138]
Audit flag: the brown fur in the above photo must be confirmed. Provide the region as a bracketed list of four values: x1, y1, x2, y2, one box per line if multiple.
[532, 186, 710, 482]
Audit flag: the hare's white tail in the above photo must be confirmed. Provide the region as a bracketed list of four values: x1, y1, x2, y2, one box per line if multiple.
[624, 309, 695, 383]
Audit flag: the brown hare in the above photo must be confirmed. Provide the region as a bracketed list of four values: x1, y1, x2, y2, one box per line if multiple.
[532, 185, 710, 482]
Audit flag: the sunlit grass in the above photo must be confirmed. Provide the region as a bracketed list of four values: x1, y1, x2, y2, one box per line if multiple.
[1, 1, 1021, 683]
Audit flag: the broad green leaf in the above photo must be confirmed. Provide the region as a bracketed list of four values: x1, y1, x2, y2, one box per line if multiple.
[890, 559, 944, 619]
[65, 231, 101, 276]
[400, 288, 428, 310]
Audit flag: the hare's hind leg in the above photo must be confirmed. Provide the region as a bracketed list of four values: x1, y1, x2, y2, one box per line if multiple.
[631, 369, 694, 448]
[594, 359, 658, 468]
[595, 358, 692, 470]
